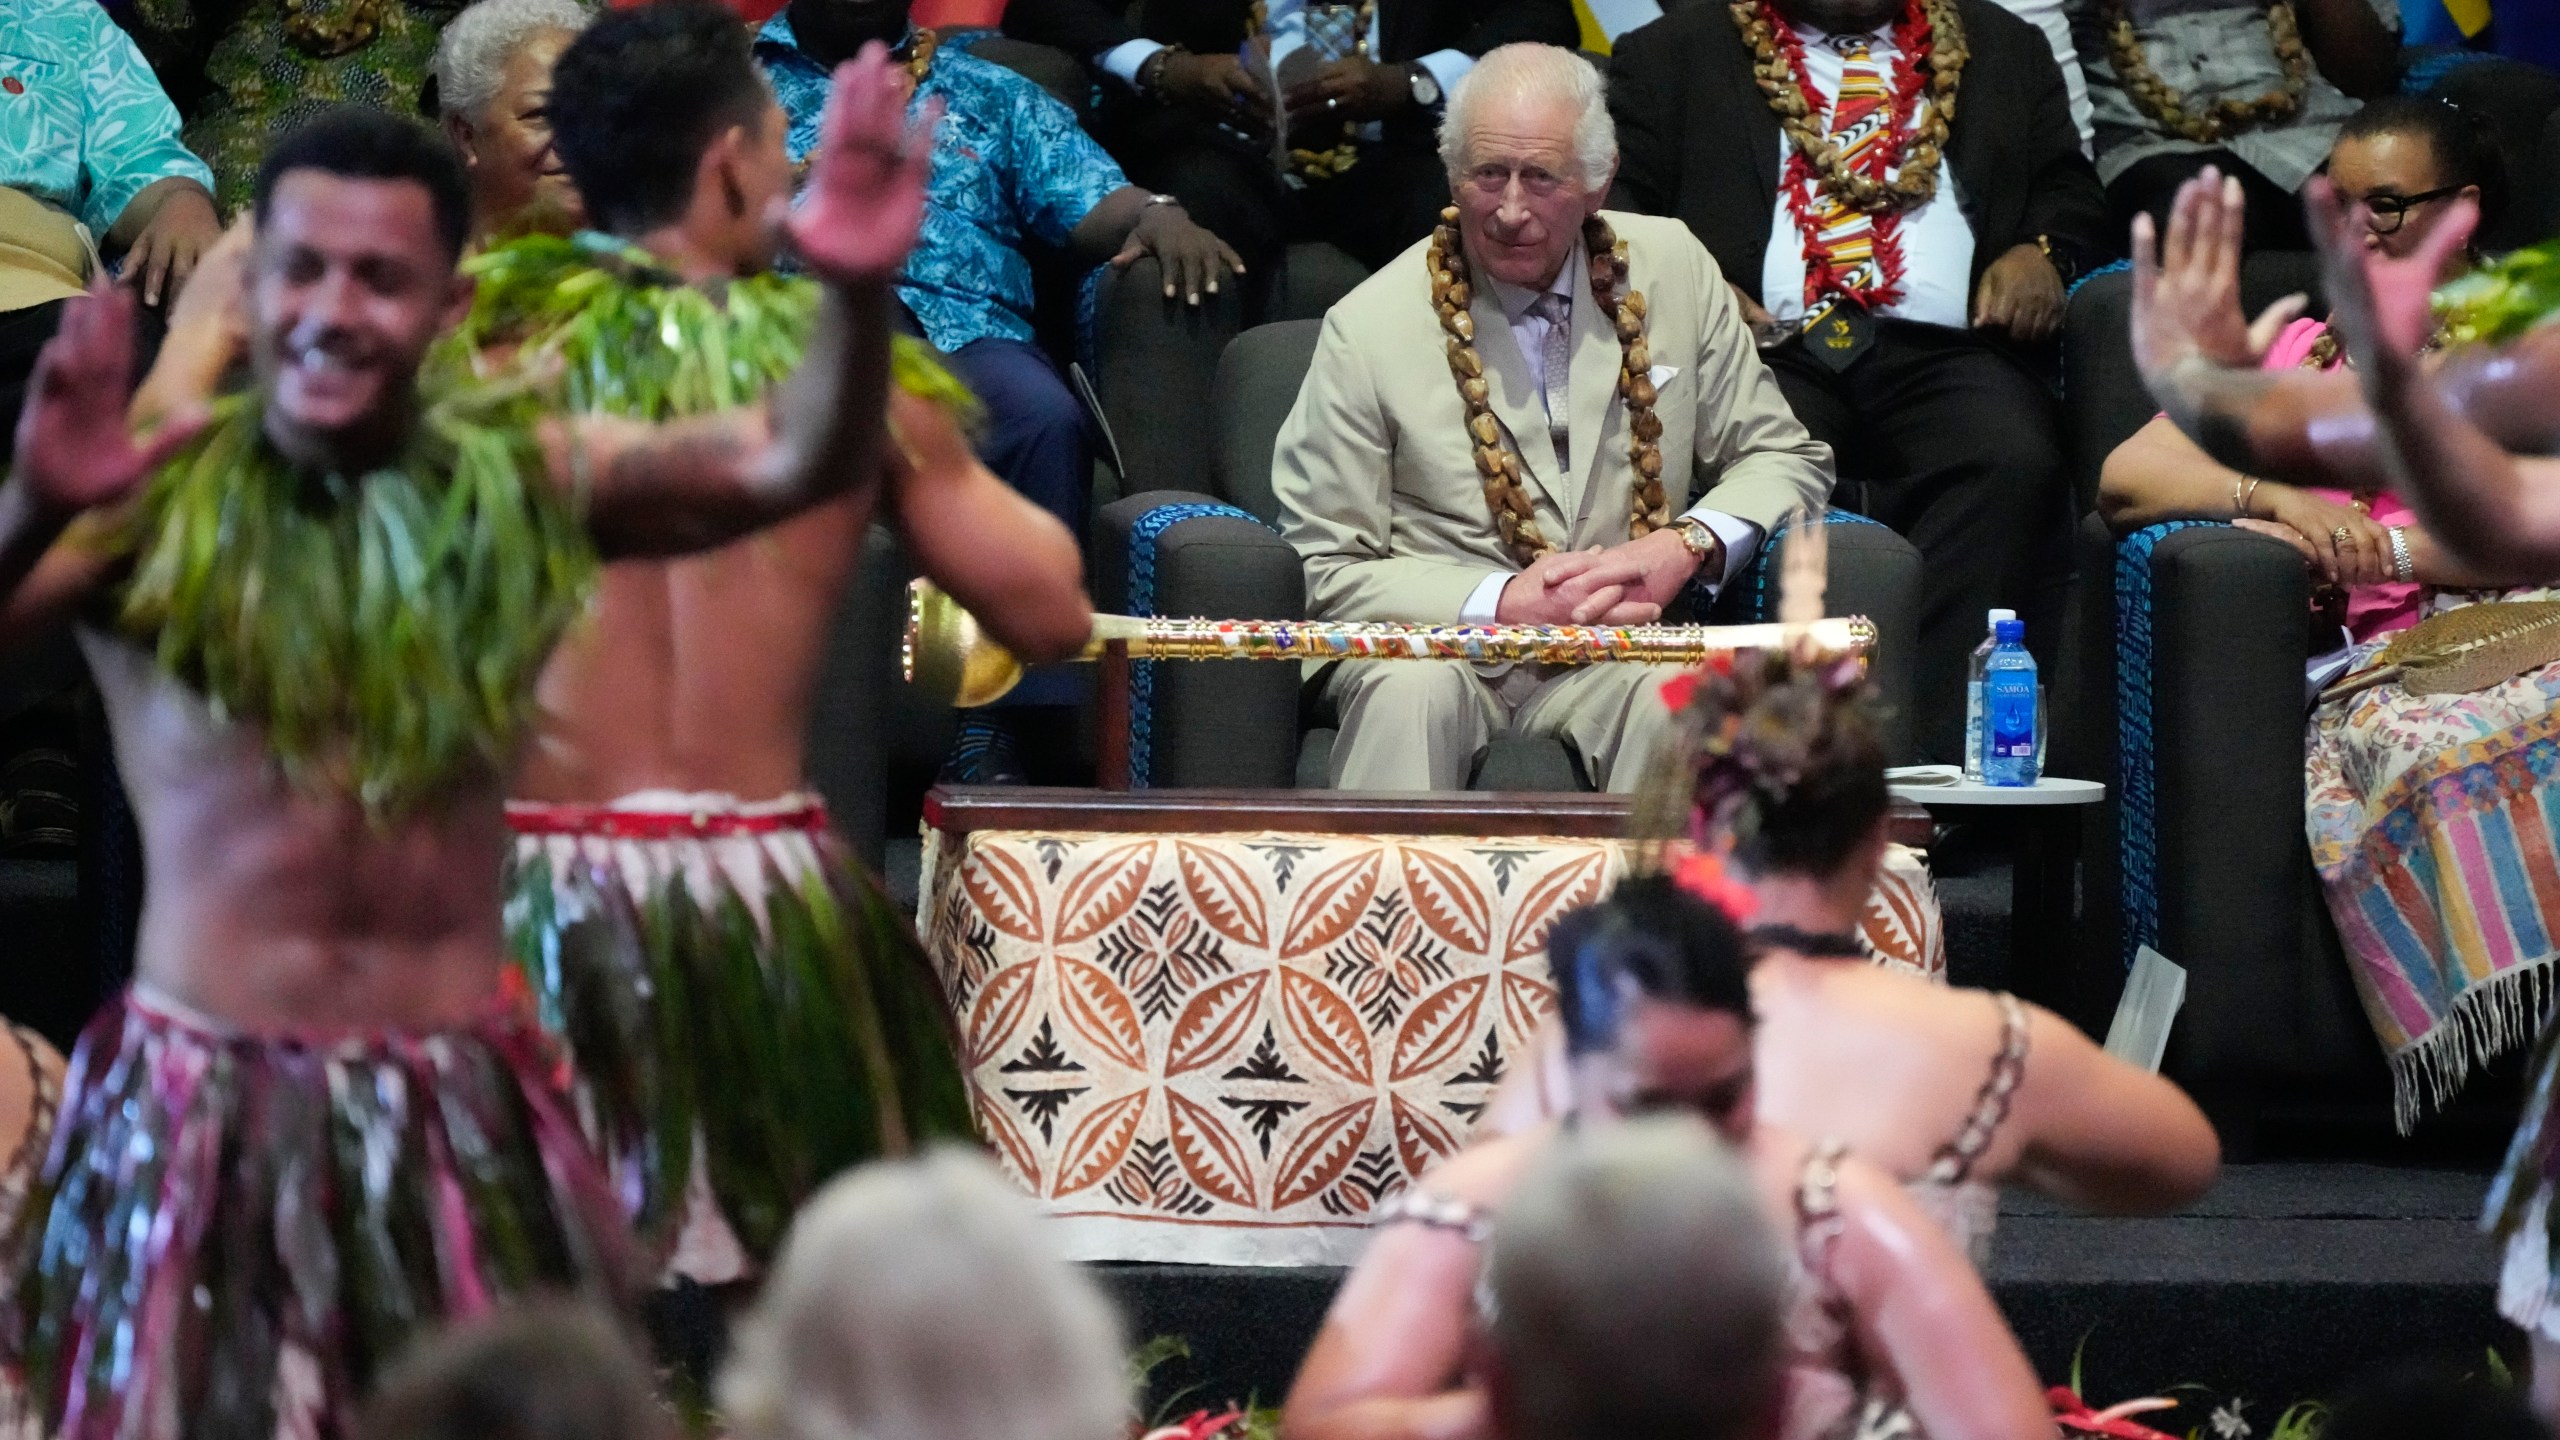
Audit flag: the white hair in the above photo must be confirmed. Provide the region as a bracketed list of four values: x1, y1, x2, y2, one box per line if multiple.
[433, 0, 593, 122]
[718, 1148, 1133, 1440]
[1436, 44, 1617, 193]
[1485, 1117, 1790, 1440]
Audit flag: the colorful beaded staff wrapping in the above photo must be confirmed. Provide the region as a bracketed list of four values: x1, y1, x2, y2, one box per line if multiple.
[1092, 616, 1875, 666]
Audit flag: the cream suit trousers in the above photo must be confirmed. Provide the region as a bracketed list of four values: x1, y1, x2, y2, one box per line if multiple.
[1321, 660, 1680, 793]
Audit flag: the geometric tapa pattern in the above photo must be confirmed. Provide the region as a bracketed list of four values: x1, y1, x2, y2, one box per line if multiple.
[922, 830, 1943, 1265]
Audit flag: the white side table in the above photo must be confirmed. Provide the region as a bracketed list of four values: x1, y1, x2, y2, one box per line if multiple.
[1886, 769, 2106, 998]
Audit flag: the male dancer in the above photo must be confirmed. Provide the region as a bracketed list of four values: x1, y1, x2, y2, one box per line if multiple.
[467, 1, 1093, 1281]
[0, 44, 930, 1435]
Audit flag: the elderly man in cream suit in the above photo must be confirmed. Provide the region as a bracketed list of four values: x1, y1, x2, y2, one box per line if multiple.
[1273, 42, 1831, 792]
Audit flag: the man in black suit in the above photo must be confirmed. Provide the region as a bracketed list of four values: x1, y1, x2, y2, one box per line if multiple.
[1609, 0, 2106, 764]
[1001, 0, 1579, 274]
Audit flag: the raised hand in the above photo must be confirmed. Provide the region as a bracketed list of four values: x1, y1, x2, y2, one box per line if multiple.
[788, 41, 938, 287]
[2130, 169, 2305, 387]
[2305, 175, 2477, 381]
[10, 280, 205, 516]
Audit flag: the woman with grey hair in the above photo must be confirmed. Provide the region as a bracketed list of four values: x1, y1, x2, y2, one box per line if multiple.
[719, 1148, 1133, 1440]
[1479, 1117, 1790, 1440]
[433, 0, 594, 242]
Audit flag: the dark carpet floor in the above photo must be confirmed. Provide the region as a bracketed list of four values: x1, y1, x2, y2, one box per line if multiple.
[1101, 1162, 2515, 1421]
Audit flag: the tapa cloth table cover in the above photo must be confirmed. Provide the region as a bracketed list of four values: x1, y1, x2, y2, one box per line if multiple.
[920, 829, 1942, 1265]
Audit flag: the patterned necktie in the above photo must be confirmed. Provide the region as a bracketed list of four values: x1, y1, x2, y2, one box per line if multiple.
[1799, 34, 1893, 368]
[1529, 291, 1573, 473]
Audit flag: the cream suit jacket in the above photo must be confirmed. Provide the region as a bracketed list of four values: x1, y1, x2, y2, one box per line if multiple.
[1272, 209, 1834, 624]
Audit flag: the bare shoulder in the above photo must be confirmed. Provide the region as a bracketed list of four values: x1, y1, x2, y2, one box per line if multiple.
[1420, 1125, 1553, 1206]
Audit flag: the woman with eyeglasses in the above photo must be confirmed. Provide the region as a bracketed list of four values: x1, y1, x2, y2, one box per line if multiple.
[2098, 94, 2512, 616]
[2097, 93, 2560, 1142]
[1280, 876, 2058, 1440]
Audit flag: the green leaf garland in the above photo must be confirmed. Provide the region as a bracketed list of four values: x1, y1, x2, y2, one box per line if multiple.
[2436, 238, 2560, 348]
[110, 389, 598, 820]
[448, 231, 982, 429]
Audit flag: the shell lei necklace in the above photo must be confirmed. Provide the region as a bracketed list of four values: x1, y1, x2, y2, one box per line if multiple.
[1731, 0, 1965, 217]
[899, 26, 940, 82]
[2098, 0, 2307, 144]
[1426, 208, 1669, 569]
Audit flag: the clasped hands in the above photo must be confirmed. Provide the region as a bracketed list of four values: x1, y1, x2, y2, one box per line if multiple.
[1495, 528, 1712, 627]
[1152, 48, 1411, 140]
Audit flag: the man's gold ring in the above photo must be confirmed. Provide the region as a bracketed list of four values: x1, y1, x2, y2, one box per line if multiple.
[2331, 526, 2354, 551]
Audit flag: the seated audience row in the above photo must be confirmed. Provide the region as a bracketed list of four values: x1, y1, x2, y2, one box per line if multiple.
[23, 0, 2548, 800]
[2102, 98, 2560, 1130]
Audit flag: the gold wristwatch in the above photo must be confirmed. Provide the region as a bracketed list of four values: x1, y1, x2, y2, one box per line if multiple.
[1675, 516, 1721, 566]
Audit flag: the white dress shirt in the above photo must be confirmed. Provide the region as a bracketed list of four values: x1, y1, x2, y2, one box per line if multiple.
[1984, 0, 2092, 151]
[1101, 0, 1474, 124]
[1575, 0, 2084, 149]
[1456, 250, 1763, 623]
[1758, 26, 1978, 333]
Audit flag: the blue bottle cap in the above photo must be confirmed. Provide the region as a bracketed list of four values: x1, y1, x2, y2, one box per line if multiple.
[1994, 617, 2025, 644]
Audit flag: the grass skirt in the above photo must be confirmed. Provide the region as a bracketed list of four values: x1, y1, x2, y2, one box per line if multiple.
[503, 792, 973, 1276]
[3, 987, 634, 1440]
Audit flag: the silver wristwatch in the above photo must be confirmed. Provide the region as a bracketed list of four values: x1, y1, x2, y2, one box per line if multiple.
[1406, 62, 1442, 110]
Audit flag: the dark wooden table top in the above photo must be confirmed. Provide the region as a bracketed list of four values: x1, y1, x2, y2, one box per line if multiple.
[923, 787, 1936, 847]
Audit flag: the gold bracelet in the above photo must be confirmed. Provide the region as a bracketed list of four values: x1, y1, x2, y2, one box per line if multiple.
[2232, 476, 2261, 519]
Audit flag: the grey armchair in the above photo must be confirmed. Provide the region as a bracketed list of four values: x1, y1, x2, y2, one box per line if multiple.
[1093, 320, 1927, 791]
[2055, 261, 2413, 1143]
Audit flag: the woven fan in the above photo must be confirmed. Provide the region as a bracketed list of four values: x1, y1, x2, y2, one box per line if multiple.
[2320, 600, 2560, 703]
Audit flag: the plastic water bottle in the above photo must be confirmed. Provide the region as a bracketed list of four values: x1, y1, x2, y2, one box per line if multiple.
[1961, 608, 2017, 782]
[1981, 618, 2040, 787]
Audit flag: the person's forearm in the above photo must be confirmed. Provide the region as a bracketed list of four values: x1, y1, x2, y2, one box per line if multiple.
[759, 280, 893, 509]
[1066, 186, 1149, 264]
[1284, 1392, 1492, 1440]
[2436, 332, 2560, 457]
[2294, 0, 2398, 98]
[2403, 523, 2536, 589]
[130, 310, 237, 428]
[888, 392, 1094, 662]
[0, 482, 73, 612]
[2154, 358, 2393, 491]
[2097, 419, 2253, 530]
[2364, 363, 2560, 575]
[104, 177, 210, 251]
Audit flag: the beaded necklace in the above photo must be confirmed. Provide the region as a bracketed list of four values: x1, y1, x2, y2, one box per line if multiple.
[1426, 208, 1668, 568]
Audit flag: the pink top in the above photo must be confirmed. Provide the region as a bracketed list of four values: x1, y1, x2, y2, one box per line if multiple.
[2263, 317, 2424, 642]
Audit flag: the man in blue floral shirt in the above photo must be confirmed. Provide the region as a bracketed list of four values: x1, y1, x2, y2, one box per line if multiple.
[760, 0, 1243, 783]
[2, 0, 220, 419]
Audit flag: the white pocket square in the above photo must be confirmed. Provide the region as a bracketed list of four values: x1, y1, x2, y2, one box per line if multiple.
[1647, 363, 1680, 387]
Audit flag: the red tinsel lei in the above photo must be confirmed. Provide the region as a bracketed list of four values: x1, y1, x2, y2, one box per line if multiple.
[1764, 0, 1934, 314]
[1673, 849, 1761, 925]
[2046, 1387, 2182, 1440]
[1657, 653, 1738, 715]
[1139, 1410, 1248, 1440]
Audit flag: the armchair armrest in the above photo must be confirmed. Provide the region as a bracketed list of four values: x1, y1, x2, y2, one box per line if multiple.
[1094, 491, 1307, 789]
[2119, 521, 2316, 1098]
[1721, 512, 1922, 766]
